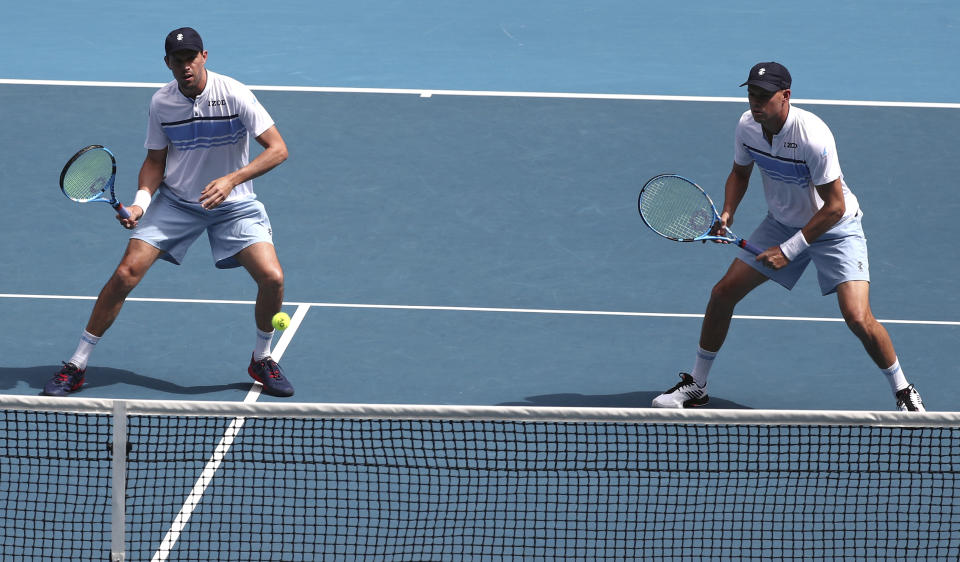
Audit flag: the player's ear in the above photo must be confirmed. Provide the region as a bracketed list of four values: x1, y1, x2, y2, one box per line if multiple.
[781, 88, 791, 102]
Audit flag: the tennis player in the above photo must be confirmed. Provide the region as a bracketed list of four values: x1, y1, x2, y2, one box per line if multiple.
[653, 62, 924, 412]
[45, 27, 294, 397]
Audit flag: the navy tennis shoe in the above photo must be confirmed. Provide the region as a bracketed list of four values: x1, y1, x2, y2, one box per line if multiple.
[248, 355, 294, 397]
[43, 362, 86, 396]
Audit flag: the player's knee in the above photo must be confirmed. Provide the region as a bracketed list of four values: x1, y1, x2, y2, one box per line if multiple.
[709, 279, 742, 307]
[843, 312, 872, 338]
[110, 264, 145, 294]
[258, 266, 284, 292]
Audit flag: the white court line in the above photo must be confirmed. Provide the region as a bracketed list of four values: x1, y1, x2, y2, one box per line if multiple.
[1, 78, 958, 109]
[1, 293, 958, 326]
[149, 303, 310, 562]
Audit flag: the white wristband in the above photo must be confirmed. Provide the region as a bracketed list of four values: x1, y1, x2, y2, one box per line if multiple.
[779, 230, 810, 261]
[132, 189, 152, 214]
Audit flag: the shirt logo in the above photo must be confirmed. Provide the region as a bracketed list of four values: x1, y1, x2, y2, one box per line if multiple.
[784, 142, 798, 148]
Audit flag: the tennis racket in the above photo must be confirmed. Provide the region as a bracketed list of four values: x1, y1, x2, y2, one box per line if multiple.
[638, 173, 763, 255]
[59, 145, 131, 219]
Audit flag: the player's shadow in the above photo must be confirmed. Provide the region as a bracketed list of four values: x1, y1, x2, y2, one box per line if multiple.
[500, 390, 751, 409]
[0, 366, 251, 396]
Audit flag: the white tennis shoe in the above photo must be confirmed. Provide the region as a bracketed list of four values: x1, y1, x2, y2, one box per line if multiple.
[652, 373, 709, 408]
[895, 384, 925, 412]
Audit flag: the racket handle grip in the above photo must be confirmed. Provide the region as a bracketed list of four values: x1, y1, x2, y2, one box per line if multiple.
[739, 239, 764, 256]
[114, 203, 132, 219]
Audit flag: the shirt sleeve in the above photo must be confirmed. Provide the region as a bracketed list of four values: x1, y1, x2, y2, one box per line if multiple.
[144, 102, 169, 150]
[733, 114, 753, 166]
[236, 86, 275, 138]
[804, 119, 843, 186]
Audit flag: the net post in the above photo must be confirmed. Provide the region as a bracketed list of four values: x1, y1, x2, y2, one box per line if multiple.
[111, 400, 128, 562]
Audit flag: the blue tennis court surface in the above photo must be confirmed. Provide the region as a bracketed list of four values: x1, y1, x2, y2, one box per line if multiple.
[3, 2, 958, 410]
[2, 3, 960, 561]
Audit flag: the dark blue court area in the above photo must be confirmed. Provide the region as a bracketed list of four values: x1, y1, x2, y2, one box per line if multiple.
[0, 84, 957, 412]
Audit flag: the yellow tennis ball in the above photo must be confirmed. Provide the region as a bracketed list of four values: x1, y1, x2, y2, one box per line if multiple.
[271, 312, 291, 331]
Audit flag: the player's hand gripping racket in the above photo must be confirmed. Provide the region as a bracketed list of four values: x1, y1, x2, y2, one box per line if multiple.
[59, 145, 131, 219]
[638, 174, 763, 255]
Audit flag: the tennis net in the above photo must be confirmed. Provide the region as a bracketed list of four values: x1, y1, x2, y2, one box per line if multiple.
[1, 395, 958, 561]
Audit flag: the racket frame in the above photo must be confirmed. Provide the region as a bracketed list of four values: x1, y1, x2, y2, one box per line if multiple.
[59, 145, 131, 219]
[638, 173, 763, 255]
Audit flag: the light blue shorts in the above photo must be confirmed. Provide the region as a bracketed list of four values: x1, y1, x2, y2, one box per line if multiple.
[131, 190, 274, 269]
[737, 212, 869, 295]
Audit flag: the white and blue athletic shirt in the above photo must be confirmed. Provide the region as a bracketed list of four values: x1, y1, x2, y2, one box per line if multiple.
[734, 105, 860, 228]
[144, 70, 274, 203]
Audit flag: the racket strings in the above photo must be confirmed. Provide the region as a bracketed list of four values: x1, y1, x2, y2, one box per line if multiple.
[62, 150, 113, 201]
[640, 177, 716, 240]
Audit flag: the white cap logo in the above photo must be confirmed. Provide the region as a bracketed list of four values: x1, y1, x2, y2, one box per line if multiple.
[758, 68, 766, 76]
[177, 33, 184, 41]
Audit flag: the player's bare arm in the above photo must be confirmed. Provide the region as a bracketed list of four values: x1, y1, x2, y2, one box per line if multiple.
[760, 178, 846, 269]
[120, 148, 167, 229]
[199, 126, 289, 209]
[715, 162, 753, 234]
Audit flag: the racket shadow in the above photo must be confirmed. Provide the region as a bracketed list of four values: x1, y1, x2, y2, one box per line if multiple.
[0, 366, 251, 396]
[500, 390, 751, 409]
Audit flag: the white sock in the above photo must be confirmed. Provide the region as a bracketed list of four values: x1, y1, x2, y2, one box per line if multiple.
[69, 330, 101, 370]
[882, 358, 909, 393]
[254, 328, 275, 361]
[690, 346, 717, 387]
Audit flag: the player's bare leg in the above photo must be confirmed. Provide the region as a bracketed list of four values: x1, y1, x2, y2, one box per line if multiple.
[86, 239, 162, 337]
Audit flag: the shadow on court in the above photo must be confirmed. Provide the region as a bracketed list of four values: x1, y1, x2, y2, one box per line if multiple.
[501, 390, 750, 409]
[0, 366, 251, 396]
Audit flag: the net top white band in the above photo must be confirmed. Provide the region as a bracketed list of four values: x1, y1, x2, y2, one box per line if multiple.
[0, 394, 954, 428]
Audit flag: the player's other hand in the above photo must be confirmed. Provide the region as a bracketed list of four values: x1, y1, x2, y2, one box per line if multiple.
[757, 246, 789, 270]
[199, 177, 235, 209]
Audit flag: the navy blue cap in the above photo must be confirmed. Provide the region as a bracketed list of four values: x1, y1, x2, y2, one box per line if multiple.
[165, 27, 204, 56]
[740, 62, 792, 92]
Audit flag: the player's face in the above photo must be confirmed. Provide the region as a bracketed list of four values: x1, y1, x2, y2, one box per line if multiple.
[747, 86, 790, 128]
[165, 50, 208, 97]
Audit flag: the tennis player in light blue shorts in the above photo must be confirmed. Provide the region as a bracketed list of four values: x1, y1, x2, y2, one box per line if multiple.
[46, 27, 295, 398]
[652, 61, 924, 412]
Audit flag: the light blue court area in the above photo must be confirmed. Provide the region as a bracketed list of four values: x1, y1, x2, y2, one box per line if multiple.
[1, 1, 958, 102]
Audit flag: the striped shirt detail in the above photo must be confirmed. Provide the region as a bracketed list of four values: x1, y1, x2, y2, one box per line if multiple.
[742, 144, 812, 188]
[162, 115, 247, 152]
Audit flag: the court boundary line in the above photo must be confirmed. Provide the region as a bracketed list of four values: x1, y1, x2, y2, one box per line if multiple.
[149, 303, 310, 562]
[1, 293, 957, 326]
[1, 78, 958, 109]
